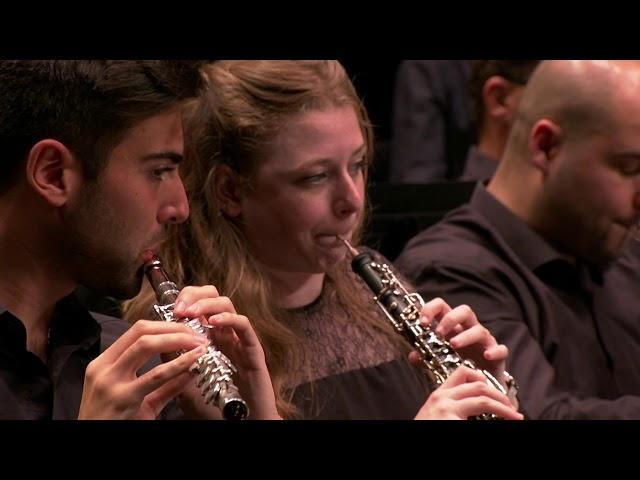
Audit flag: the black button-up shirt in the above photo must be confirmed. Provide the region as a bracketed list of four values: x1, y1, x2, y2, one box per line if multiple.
[0, 293, 130, 419]
[396, 183, 640, 419]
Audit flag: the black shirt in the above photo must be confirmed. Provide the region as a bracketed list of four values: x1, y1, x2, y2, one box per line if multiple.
[1, 293, 141, 419]
[285, 250, 431, 419]
[396, 183, 640, 419]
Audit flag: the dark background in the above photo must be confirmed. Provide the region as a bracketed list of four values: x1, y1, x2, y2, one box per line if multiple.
[341, 59, 401, 141]
[341, 59, 402, 182]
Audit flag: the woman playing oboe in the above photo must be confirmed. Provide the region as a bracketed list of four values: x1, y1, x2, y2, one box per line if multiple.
[125, 61, 522, 420]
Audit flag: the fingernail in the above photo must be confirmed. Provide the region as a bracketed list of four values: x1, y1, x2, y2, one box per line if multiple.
[174, 300, 186, 312]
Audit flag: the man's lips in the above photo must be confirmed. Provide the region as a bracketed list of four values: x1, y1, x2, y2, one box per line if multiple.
[142, 249, 157, 263]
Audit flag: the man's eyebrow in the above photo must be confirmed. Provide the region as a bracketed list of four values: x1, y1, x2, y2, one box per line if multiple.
[610, 151, 640, 160]
[141, 151, 183, 164]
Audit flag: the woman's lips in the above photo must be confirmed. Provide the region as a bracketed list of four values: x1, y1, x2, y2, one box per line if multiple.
[315, 234, 346, 247]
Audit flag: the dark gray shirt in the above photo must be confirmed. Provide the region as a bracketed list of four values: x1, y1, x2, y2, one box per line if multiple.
[395, 183, 640, 419]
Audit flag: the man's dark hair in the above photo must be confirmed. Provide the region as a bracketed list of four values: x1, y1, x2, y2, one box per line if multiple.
[0, 60, 206, 192]
[469, 60, 541, 128]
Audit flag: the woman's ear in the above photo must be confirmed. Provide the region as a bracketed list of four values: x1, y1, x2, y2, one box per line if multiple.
[25, 139, 81, 207]
[213, 164, 245, 217]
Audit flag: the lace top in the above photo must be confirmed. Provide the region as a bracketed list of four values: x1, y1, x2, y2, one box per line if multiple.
[287, 249, 431, 419]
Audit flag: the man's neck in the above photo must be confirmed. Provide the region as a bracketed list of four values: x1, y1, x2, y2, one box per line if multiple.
[477, 126, 508, 162]
[0, 222, 75, 361]
[0, 274, 67, 363]
[487, 168, 578, 267]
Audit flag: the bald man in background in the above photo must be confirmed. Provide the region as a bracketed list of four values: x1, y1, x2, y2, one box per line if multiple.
[396, 60, 640, 419]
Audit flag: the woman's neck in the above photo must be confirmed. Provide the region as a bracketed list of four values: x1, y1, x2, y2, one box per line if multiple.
[260, 265, 325, 309]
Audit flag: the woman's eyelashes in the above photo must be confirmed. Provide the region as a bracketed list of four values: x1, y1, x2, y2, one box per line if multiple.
[298, 158, 366, 186]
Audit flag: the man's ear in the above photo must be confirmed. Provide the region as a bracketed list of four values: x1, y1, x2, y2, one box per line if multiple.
[483, 75, 524, 125]
[25, 139, 82, 207]
[213, 164, 245, 217]
[528, 119, 563, 177]
[483, 76, 511, 119]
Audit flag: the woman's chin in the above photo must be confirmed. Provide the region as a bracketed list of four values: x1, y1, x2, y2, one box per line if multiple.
[315, 248, 347, 271]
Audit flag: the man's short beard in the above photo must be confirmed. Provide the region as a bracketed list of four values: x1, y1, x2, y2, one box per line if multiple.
[84, 265, 144, 300]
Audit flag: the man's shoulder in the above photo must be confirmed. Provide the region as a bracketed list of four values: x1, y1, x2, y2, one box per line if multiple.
[91, 312, 130, 350]
[393, 206, 531, 293]
[399, 206, 498, 263]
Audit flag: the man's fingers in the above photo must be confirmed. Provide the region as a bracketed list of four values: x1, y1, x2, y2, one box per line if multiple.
[142, 370, 199, 418]
[117, 332, 207, 375]
[98, 320, 198, 365]
[133, 345, 206, 400]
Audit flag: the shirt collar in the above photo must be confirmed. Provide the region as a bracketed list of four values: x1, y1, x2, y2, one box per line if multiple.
[470, 183, 604, 286]
[0, 293, 102, 355]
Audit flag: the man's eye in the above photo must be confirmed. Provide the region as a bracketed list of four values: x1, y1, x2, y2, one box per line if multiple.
[152, 167, 176, 181]
[622, 167, 640, 176]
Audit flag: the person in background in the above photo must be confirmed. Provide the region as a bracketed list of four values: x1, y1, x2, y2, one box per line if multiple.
[390, 60, 475, 183]
[397, 60, 640, 419]
[460, 60, 540, 181]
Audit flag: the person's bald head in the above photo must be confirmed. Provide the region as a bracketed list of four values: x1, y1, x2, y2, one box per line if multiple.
[492, 60, 640, 266]
[505, 60, 640, 162]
